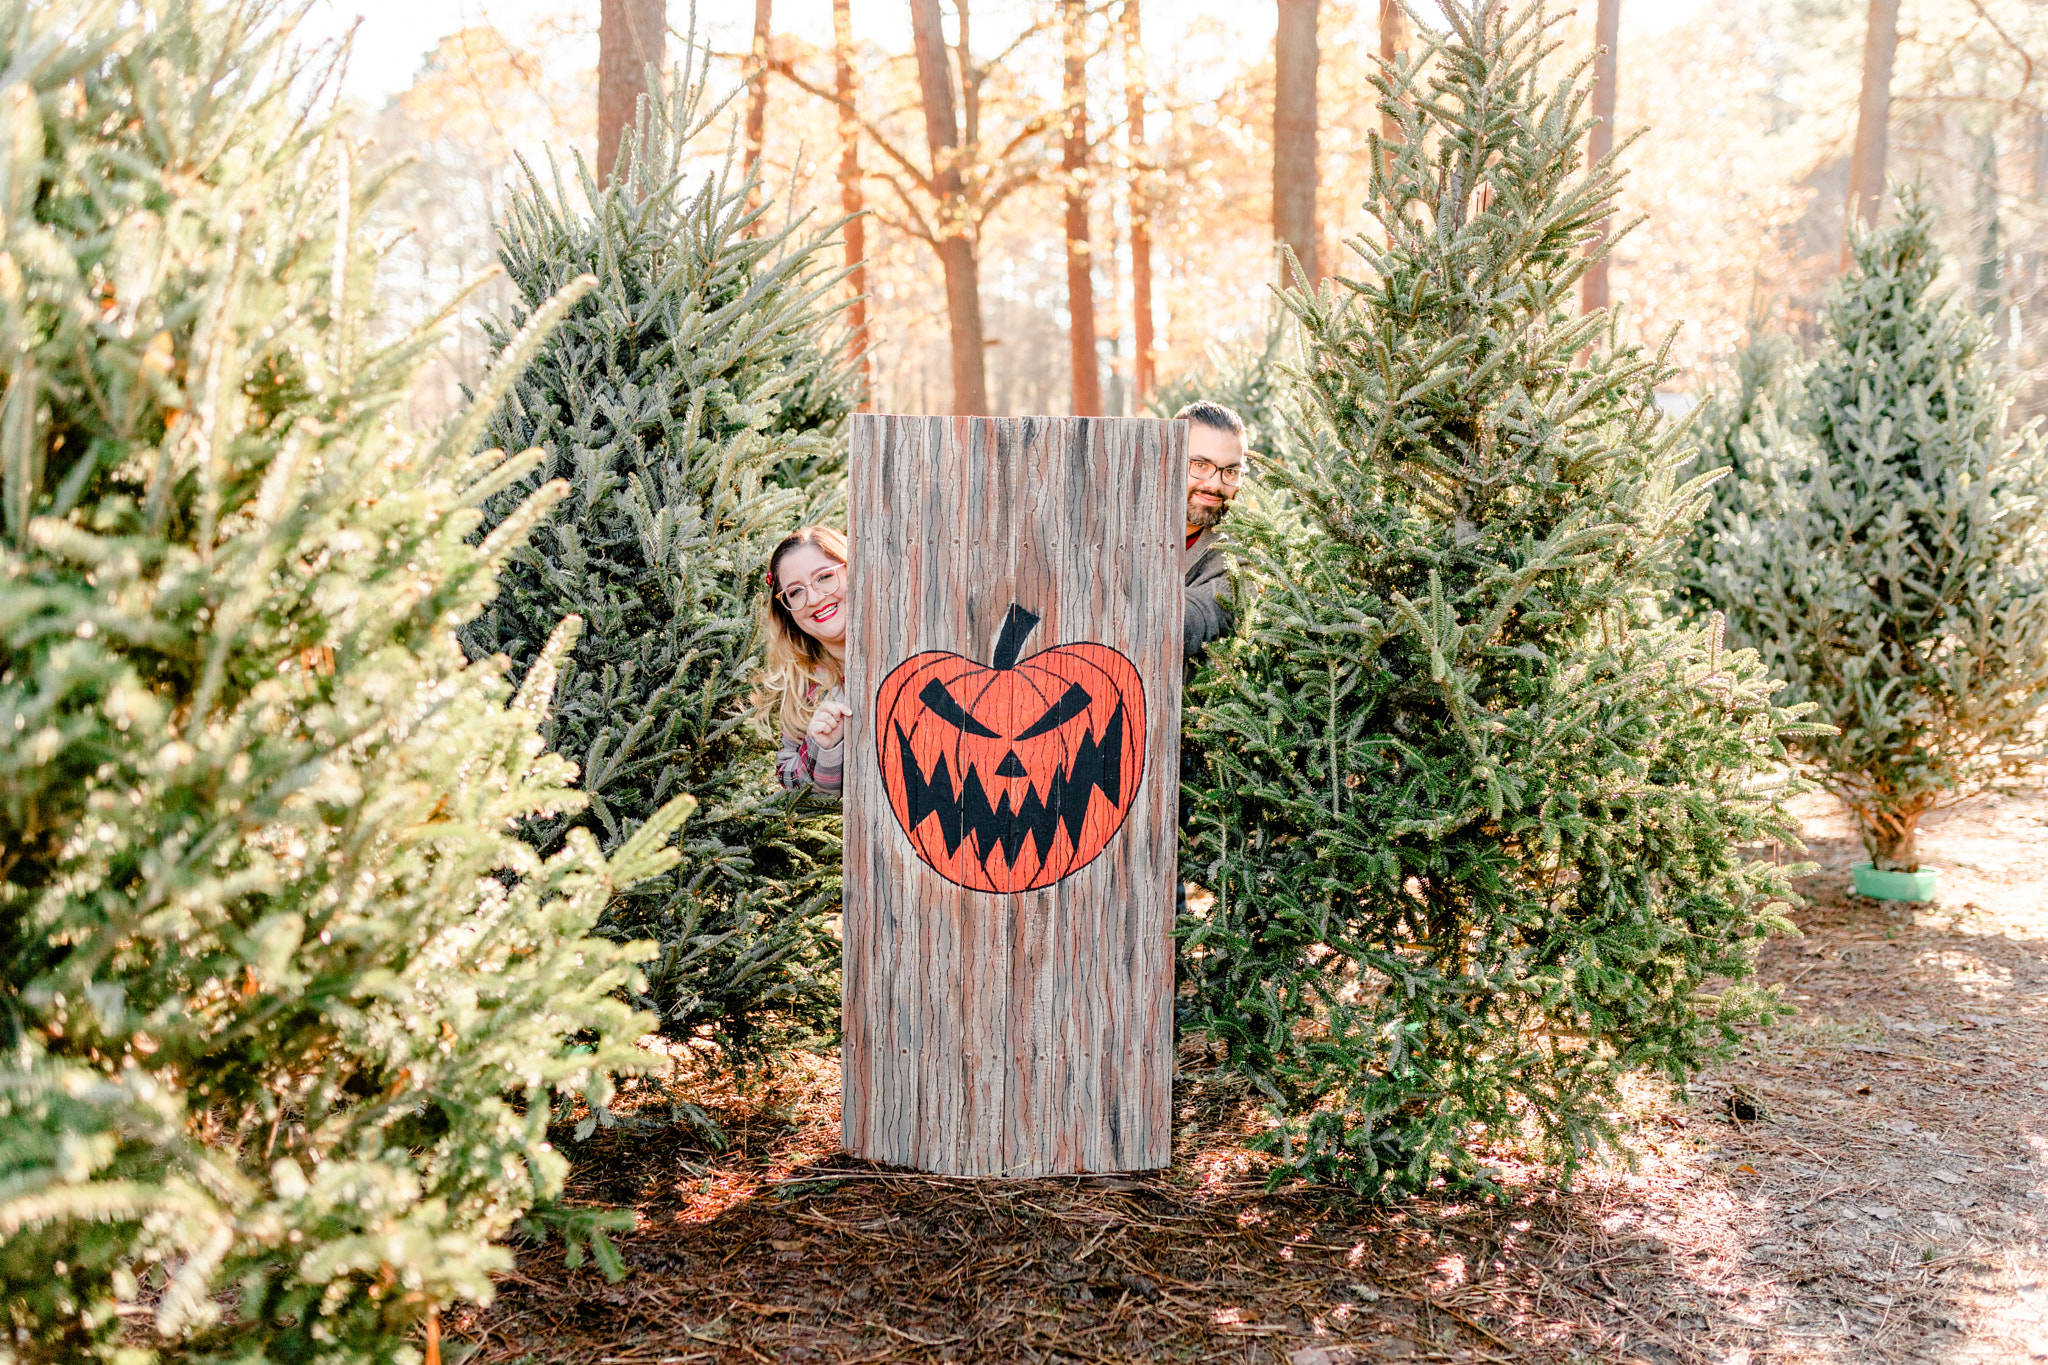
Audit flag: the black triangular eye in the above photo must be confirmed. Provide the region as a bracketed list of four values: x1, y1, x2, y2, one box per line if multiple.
[1014, 682, 1092, 741]
[919, 678, 1001, 737]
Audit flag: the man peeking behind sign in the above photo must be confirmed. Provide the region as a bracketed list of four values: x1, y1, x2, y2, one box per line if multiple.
[1176, 400, 1245, 676]
[1172, 400, 1246, 923]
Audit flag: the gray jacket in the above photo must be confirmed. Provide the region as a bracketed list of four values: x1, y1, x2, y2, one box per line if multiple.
[1184, 529, 1235, 672]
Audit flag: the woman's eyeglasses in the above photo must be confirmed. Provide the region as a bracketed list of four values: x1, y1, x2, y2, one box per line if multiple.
[1190, 457, 1247, 489]
[777, 564, 845, 612]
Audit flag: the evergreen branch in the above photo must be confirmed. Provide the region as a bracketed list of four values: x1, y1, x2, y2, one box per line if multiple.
[427, 273, 597, 475]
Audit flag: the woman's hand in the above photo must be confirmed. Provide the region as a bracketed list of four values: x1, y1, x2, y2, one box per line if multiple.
[806, 694, 853, 751]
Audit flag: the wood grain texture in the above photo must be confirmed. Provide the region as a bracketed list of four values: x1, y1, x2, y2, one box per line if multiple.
[843, 415, 1184, 1176]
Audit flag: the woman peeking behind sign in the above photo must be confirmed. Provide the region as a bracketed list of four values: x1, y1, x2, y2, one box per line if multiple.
[760, 526, 852, 796]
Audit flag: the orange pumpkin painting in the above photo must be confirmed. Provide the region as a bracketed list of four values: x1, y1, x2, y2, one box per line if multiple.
[874, 603, 1147, 893]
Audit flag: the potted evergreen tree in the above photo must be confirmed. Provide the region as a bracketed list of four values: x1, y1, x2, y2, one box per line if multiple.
[1675, 326, 1801, 618]
[1703, 191, 2048, 900]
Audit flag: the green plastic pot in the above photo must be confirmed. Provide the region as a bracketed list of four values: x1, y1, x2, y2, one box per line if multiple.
[1850, 862, 1940, 902]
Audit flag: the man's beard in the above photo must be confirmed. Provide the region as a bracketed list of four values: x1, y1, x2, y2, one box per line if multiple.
[1186, 493, 1232, 530]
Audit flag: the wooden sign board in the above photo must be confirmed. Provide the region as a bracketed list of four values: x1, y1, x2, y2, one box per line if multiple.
[843, 415, 1184, 1177]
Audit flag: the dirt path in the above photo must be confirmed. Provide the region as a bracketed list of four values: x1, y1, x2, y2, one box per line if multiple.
[457, 787, 2048, 1365]
[1615, 786, 2048, 1363]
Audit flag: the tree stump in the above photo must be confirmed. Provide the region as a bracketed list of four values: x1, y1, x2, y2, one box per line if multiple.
[843, 415, 1184, 1176]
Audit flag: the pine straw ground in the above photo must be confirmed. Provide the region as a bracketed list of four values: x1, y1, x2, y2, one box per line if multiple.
[453, 785, 2048, 1365]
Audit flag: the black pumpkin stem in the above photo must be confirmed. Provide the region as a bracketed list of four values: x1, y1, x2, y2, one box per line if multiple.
[992, 604, 1040, 670]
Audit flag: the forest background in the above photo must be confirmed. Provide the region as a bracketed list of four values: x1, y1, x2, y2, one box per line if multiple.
[309, 0, 2044, 427]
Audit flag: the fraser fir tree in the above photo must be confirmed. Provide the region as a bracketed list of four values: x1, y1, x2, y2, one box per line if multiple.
[464, 37, 854, 1057]
[1178, 0, 1814, 1194]
[1706, 192, 2048, 871]
[1674, 326, 1800, 615]
[0, 0, 691, 1359]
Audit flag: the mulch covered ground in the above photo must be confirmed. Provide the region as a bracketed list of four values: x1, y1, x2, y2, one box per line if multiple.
[453, 785, 2048, 1365]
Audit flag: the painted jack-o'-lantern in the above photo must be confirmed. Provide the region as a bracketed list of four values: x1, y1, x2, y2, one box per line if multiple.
[875, 603, 1147, 893]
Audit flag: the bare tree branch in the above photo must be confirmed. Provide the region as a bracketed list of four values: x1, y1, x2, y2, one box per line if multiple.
[873, 169, 939, 244]
[981, 166, 1046, 221]
[989, 110, 1060, 170]
[765, 46, 1056, 231]
[865, 199, 938, 244]
[762, 56, 939, 196]
[1964, 0, 2035, 104]
[978, 14, 1057, 73]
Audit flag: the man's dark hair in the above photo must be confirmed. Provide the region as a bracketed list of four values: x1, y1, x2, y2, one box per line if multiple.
[1174, 399, 1245, 439]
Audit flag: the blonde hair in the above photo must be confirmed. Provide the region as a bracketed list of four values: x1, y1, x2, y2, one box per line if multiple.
[757, 525, 849, 737]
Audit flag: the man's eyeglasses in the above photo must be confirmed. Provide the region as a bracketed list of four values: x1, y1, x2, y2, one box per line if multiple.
[777, 565, 845, 612]
[1190, 457, 1247, 489]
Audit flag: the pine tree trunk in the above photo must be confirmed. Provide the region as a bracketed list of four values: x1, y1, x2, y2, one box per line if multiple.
[1974, 133, 2004, 317]
[1063, 0, 1101, 415]
[1378, 0, 1407, 148]
[1125, 0, 1154, 406]
[1867, 804, 1924, 872]
[1274, 0, 1319, 288]
[2030, 116, 2047, 328]
[597, 0, 665, 189]
[1580, 0, 1620, 316]
[834, 0, 872, 406]
[743, 0, 772, 222]
[910, 0, 989, 415]
[1842, 0, 1899, 268]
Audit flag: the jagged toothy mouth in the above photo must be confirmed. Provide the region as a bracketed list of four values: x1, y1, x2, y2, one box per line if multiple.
[893, 706, 1125, 872]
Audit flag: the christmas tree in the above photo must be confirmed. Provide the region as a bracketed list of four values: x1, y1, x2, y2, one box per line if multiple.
[1674, 326, 1800, 615]
[1178, 0, 1813, 1193]
[1707, 191, 2048, 871]
[463, 37, 855, 1059]
[0, 0, 687, 1356]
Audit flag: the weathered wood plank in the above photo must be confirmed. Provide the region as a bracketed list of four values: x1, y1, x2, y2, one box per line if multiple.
[844, 414, 1183, 1176]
